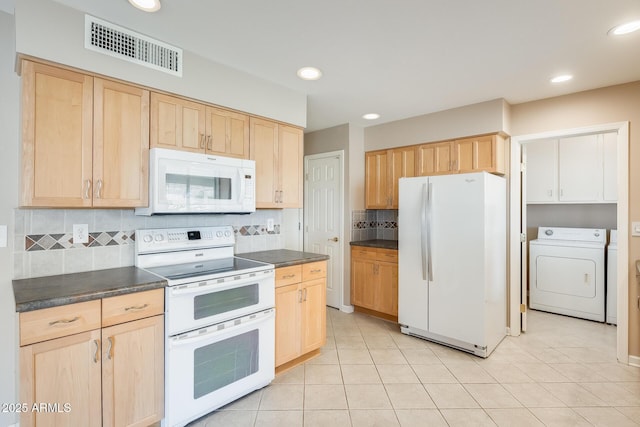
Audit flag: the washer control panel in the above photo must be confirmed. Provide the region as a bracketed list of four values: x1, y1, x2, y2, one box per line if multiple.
[537, 227, 605, 243]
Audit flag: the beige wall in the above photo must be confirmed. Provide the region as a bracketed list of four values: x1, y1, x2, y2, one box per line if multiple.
[364, 98, 507, 151]
[511, 81, 640, 358]
[0, 10, 19, 426]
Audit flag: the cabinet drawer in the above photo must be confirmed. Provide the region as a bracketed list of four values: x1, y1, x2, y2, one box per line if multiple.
[302, 261, 327, 281]
[20, 300, 101, 346]
[351, 247, 379, 260]
[275, 265, 302, 288]
[102, 289, 164, 327]
[377, 249, 398, 263]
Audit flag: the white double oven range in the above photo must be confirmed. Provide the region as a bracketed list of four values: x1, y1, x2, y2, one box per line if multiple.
[135, 226, 275, 427]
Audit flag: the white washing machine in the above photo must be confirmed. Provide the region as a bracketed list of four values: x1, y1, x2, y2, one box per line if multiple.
[529, 227, 606, 322]
[607, 230, 617, 325]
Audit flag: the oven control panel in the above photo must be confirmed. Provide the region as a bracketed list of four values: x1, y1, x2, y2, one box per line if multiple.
[136, 226, 235, 254]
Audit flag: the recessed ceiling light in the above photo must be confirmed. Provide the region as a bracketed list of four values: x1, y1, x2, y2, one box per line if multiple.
[609, 20, 640, 36]
[550, 74, 573, 83]
[128, 0, 161, 12]
[362, 113, 380, 120]
[296, 67, 322, 81]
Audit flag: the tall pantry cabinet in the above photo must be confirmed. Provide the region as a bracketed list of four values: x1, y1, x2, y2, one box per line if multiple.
[20, 60, 149, 208]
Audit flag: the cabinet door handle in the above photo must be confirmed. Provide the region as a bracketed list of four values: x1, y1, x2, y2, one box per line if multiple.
[282, 274, 296, 279]
[107, 336, 115, 360]
[199, 133, 205, 149]
[124, 303, 149, 312]
[303, 288, 308, 301]
[83, 179, 92, 199]
[310, 269, 322, 273]
[93, 339, 101, 363]
[49, 316, 79, 327]
[207, 135, 213, 150]
[298, 289, 303, 303]
[96, 179, 103, 199]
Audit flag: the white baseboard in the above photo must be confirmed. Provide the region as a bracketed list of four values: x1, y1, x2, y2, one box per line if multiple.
[340, 305, 354, 313]
[629, 355, 640, 368]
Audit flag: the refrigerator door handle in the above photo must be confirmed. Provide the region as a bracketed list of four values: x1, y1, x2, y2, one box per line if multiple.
[427, 182, 433, 282]
[421, 182, 428, 281]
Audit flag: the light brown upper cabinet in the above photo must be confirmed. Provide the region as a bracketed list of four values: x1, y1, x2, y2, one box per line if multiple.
[417, 141, 454, 176]
[416, 133, 506, 177]
[150, 93, 249, 159]
[365, 147, 415, 209]
[250, 117, 303, 208]
[454, 134, 505, 175]
[21, 60, 149, 208]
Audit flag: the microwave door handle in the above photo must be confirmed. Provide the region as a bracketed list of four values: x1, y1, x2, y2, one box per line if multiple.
[238, 168, 246, 204]
[169, 310, 274, 347]
[170, 272, 274, 295]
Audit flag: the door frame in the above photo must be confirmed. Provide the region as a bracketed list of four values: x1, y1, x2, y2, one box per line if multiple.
[509, 122, 629, 364]
[303, 150, 347, 311]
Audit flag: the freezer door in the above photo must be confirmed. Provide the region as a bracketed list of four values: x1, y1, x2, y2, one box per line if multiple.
[398, 176, 430, 331]
[427, 173, 488, 346]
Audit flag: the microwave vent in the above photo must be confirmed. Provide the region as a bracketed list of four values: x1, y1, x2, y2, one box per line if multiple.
[84, 15, 182, 77]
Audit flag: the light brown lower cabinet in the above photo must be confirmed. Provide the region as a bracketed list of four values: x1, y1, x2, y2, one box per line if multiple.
[274, 261, 327, 369]
[350, 246, 398, 320]
[19, 290, 164, 427]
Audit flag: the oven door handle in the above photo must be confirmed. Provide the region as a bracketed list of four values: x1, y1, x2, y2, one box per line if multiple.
[170, 272, 273, 295]
[169, 310, 274, 347]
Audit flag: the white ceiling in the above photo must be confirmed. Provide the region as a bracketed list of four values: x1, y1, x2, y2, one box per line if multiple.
[35, 0, 640, 131]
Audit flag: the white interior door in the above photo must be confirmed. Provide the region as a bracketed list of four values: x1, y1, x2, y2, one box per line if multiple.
[304, 152, 344, 309]
[521, 143, 528, 332]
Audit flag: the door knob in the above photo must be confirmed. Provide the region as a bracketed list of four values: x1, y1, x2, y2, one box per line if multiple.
[328, 237, 339, 242]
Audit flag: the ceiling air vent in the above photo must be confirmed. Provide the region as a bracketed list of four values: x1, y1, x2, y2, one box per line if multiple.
[84, 15, 182, 77]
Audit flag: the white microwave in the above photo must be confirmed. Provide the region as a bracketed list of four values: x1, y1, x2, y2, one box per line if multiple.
[135, 148, 256, 215]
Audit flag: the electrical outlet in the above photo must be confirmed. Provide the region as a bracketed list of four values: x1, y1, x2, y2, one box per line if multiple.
[266, 218, 274, 232]
[73, 224, 89, 244]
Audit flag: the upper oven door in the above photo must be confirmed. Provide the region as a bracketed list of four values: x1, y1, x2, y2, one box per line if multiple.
[166, 269, 275, 336]
[149, 148, 255, 214]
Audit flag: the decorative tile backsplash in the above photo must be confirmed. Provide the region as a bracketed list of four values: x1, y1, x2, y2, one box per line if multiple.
[14, 208, 289, 279]
[22, 225, 282, 253]
[351, 209, 398, 241]
[25, 231, 136, 251]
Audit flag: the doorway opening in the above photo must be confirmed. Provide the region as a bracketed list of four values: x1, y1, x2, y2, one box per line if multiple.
[509, 122, 630, 364]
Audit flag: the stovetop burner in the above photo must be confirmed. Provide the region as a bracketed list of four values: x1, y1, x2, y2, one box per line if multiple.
[145, 256, 271, 282]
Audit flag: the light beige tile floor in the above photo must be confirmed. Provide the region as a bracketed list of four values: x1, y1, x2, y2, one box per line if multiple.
[189, 309, 640, 426]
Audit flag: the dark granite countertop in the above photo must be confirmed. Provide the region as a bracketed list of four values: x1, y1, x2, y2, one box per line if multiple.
[12, 266, 167, 313]
[350, 239, 398, 250]
[237, 249, 329, 268]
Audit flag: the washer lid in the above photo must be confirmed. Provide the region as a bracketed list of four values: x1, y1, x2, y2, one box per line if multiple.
[535, 227, 606, 245]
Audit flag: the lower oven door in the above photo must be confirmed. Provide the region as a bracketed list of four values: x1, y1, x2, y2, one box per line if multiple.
[167, 269, 274, 336]
[165, 308, 275, 427]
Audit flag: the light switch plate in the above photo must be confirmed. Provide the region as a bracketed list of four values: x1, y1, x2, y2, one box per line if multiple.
[0, 225, 6, 248]
[633, 222, 640, 237]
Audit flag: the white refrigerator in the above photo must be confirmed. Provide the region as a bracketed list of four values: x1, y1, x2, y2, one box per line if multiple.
[398, 172, 506, 358]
